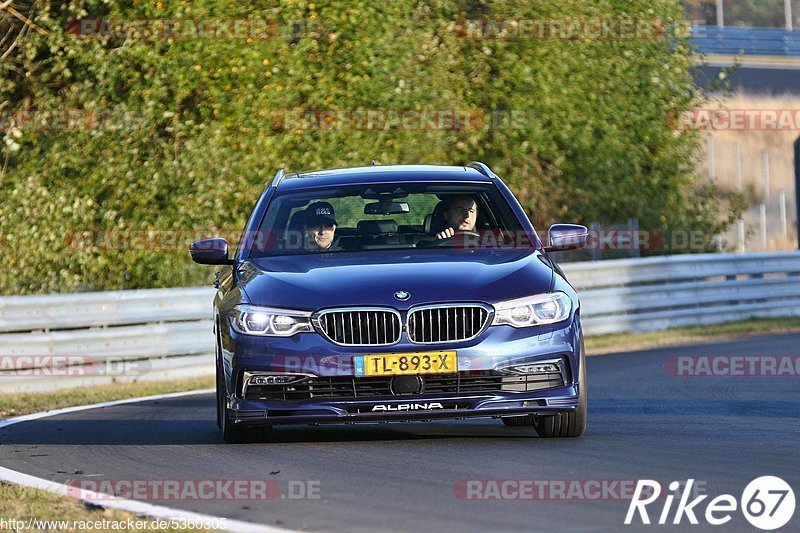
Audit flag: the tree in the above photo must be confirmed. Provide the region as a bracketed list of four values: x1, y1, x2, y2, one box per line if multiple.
[0, 0, 728, 293]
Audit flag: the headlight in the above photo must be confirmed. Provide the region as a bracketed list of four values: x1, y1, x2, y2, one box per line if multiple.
[492, 292, 572, 328]
[229, 304, 313, 336]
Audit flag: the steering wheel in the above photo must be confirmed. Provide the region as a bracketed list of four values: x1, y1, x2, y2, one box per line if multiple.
[419, 230, 481, 248]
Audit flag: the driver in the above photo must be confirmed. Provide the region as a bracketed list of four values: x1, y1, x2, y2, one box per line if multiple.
[435, 195, 478, 239]
[304, 201, 339, 251]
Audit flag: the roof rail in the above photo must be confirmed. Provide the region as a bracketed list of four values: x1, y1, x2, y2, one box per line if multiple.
[271, 168, 286, 188]
[466, 161, 494, 179]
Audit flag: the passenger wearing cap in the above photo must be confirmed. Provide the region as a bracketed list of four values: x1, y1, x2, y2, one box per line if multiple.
[304, 201, 338, 251]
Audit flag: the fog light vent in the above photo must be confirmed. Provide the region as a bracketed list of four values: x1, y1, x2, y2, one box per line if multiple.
[505, 361, 561, 375]
[250, 375, 298, 386]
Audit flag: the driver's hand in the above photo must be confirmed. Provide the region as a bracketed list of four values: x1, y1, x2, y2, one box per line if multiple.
[435, 227, 455, 240]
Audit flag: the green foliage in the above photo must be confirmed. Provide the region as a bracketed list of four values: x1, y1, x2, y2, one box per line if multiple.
[0, 0, 726, 294]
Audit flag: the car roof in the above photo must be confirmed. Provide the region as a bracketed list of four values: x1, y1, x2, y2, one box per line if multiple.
[275, 164, 492, 191]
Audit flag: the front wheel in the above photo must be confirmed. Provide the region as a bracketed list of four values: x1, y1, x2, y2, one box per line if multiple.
[215, 351, 223, 430]
[502, 343, 588, 436]
[534, 351, 587, 438]
[217, 360, 272, 443]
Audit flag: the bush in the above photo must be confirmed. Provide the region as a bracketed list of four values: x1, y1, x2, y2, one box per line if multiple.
[0, 0, 725, 294]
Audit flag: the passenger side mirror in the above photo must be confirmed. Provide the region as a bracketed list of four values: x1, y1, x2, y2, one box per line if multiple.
[544, 224, 588, 252]
[190, 238, 234, 265]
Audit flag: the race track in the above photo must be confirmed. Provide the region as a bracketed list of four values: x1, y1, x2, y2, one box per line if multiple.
[2, 334, 799, 532]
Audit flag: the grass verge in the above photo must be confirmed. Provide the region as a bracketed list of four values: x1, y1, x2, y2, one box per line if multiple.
[0, 483, 211, 532]
[585, 316, 800, 355]
[1, 377, 215, 531]
[0, 376, 213, 419]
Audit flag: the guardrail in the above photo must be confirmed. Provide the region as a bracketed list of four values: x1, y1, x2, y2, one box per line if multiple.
[1, 252, 799, 392]
[0, 288, 216, 392]
[691, 25, 800, 56]
[562, 252, 800, 335]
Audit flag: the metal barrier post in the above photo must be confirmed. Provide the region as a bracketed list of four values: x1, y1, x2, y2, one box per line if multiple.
[780, 190, 788, 236]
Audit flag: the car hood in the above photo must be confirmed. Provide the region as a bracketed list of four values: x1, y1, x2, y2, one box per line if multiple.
[242, 249, 554, 310]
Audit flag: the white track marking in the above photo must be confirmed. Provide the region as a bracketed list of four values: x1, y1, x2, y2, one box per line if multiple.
[0, 389, 292, 533]
[0, 389, 214, 430]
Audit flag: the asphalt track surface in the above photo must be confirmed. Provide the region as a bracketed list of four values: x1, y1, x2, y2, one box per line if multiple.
[1, 334, 799, 532]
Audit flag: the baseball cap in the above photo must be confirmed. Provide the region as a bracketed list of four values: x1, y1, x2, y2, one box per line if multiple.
[304, 201, 337, 227]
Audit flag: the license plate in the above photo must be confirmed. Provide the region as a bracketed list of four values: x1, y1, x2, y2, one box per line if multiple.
[353, 351, 457, 377]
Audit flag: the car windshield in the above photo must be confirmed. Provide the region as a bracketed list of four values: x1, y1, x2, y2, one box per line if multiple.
[246, 182, 532, 257]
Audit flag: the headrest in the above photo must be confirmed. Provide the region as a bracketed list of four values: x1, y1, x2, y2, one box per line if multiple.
[426, 201, 448, 234]
[357, 220, 398, 235]
[287, 210, 307, 231]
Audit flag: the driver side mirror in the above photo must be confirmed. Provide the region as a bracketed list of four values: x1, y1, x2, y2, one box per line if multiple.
[190, 238, 234, 265]
[544, 224, 588, 252]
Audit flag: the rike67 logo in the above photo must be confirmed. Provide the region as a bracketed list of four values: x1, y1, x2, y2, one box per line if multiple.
[626, 477, 795, 530]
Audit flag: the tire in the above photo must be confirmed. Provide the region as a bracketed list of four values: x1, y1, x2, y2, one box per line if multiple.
[217, 356, 272, 444]
[215, 345, 223, 430]
[534, 346, 587, 438]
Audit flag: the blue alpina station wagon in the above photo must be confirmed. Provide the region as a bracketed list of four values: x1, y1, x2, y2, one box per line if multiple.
[190, 162, 588, 442]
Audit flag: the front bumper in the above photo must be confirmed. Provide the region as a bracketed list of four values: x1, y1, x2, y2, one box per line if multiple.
[221, 316, 584, 427]
[231, 384, 580, 426]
